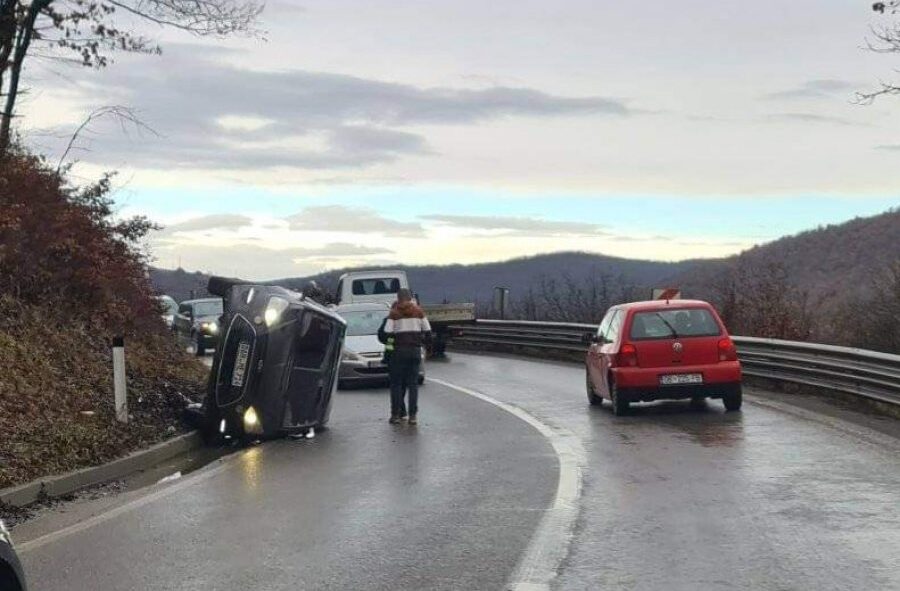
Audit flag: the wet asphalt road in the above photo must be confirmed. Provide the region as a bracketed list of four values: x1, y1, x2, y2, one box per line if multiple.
[15, 351, 900, 590]
[16, 378, 556, 591]
[428, 353, 900, 591]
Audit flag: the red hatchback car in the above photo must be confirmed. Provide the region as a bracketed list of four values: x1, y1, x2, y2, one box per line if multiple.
[585, 299, 742, 415]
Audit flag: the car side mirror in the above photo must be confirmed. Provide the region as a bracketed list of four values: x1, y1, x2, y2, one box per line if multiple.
[582, 333, 600, 344]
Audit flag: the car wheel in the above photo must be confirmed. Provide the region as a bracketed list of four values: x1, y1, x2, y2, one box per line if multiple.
[610, 378, 630, 416]
[586, 370, 602, 406]
[723, 385, 743, 412]
[192, 332, 205, 356]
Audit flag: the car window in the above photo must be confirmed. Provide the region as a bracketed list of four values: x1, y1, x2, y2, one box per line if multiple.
[629, 308, 721, 340]
[192, 300, 223, 317]
[605, 310, 623, 343]
[340, 309, 389, 337]
[596, 309, 614, 340]
[351, 278, 401, 296]
[178, 303, 191, 316]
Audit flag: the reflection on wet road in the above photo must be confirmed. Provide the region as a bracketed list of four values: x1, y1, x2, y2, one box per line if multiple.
[429, 353, 900, 591]
[16, 351, 900, 590]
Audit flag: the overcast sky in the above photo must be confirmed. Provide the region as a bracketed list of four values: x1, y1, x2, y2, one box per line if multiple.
[20, 0, 900, 279]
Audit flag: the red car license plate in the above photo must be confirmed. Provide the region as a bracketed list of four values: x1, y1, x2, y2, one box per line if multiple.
[660, 373, 703, 386]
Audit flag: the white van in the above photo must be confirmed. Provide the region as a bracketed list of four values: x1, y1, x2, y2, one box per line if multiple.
[335, 270, 409, 306]
[334, 269, 476, 356]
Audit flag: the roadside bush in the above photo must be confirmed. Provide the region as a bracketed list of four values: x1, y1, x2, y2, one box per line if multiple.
[0, 147, 207, 490]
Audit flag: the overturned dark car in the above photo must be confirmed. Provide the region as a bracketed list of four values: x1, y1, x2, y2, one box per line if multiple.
[198, 277, 346, 442]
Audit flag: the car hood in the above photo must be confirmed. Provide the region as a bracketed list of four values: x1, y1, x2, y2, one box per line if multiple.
[344, 334, 384, 354]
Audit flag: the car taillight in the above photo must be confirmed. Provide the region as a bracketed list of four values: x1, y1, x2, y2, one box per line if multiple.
[617, 343, 638, 367]
[718, 338, 737, 362]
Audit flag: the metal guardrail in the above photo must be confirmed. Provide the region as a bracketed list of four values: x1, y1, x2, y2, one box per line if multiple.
[450, 320, 900, 406]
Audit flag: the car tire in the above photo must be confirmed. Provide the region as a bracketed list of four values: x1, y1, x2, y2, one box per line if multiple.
[586, 370, 602, 406]
[723, 385, 743, 412]
[610, 378, 629, 416]
[192, 332, 205, 356]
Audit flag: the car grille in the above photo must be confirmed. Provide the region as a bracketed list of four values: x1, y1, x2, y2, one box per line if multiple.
[359, 351, 383, 358]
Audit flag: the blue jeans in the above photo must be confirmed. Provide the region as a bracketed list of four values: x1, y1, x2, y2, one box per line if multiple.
[389, 348, 421, 417]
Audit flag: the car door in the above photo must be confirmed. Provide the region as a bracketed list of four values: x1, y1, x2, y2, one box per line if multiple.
[597, 310, 624, 397]
[587, 309, 615, 390]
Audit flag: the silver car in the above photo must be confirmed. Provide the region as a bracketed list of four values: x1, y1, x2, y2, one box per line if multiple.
[336, 302, 425, 388]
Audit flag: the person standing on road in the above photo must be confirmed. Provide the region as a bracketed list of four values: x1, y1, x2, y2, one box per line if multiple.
[384, 288, 431, 425]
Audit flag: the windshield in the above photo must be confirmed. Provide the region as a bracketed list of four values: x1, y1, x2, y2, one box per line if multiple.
[340, 308, 388, 336]
[193, 300, 223, 317]
[630, 308, 721, 340]
[351, 278, 401, 296]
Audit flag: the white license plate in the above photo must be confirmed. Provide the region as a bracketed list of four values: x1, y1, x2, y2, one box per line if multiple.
[231, 342, 251, 387]
[368, 360, 385, 369]
[660, 373, 703, 385]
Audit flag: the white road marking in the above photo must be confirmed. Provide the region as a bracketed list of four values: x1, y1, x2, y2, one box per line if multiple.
[428, 377, 585, 591]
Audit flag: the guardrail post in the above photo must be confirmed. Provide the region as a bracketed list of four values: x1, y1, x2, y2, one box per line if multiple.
[112, 336, 128, 423]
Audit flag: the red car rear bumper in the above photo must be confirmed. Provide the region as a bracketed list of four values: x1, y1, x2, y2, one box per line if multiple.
[612, 361, 742, 401]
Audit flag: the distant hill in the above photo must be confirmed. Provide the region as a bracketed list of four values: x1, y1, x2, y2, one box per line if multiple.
[151, 252, 710, 306]
[150, 207, 900, 321]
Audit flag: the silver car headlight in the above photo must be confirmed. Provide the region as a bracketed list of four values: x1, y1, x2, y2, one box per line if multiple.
[0, 519, 12, 547]
[200, 321, 219, 334]
[264, 296, 290, 327]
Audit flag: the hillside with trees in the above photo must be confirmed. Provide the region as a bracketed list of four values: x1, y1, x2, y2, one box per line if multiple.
[151, 207, 900, 351]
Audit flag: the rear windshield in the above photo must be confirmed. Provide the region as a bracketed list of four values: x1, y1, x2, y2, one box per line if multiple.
[352, 278, 401, 296]
[629, 308, 721, 340]
[340, 309, 389, 337]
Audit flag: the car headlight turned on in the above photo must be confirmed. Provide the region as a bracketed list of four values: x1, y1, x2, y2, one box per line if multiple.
[243, 406, 263, 434]
[264, 296, 290, 327]
[201, 321, 219, 334]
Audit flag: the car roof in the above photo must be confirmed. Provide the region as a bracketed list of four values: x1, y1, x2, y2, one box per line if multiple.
[335, 302, 392, 313]
[613, 299, 713, 312]
[338, 270, 406, 281]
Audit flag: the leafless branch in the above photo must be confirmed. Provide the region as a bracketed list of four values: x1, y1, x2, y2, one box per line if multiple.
[57, 105, 158, 172]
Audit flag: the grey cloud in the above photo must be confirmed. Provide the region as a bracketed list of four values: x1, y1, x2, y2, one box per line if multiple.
[288, 242, 394, 257]
[764, 79, 854, 100]
[767, 112, 866, 127]
[286, 205, 425, 237]
[48, 47, 630, 172]
[160, 214, 253, 233]
[420, 214, 607, 237]
[150, 242, 393, 281]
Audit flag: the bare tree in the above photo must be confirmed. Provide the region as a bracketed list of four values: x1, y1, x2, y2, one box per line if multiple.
[504, 269, 638, 324]
[857, 2, 900, 103]
[711, 259, 812, 340]
[56, 105, 158, 172]
[0, 0, 263, 149]
[833, 259, 900, 353]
